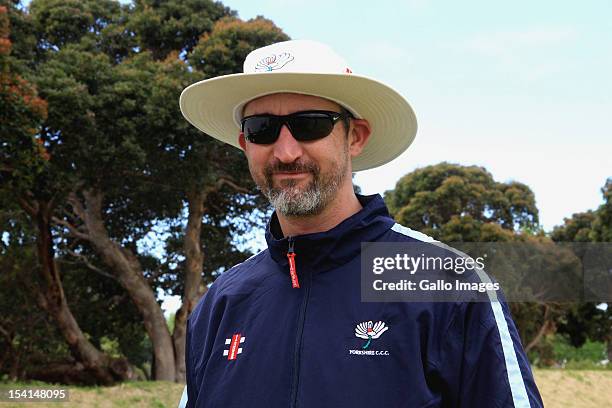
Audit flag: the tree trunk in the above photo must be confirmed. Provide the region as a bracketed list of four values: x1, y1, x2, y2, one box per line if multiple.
[79, 189, 176, 381]
[0, 325, 19, 381]
[27, 200, 131, 385]
[172, 190, 207, 383]
[28, 360, 132, 386]
[525, 304, 554, 354]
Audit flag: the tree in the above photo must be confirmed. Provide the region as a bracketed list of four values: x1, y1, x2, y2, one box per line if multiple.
[384, 162, 566, 357]
[1, 2, 132, 384]
[385, 162, 539, 241]
[551, 178, 612, 360]
[0, 214, 149, 383]
[2, 0, 288, 383]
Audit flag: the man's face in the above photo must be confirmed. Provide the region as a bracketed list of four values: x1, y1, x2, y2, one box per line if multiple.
[240, 93, 352, 217]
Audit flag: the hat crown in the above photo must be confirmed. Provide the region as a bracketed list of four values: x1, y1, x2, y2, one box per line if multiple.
[243, 40, 352, 75]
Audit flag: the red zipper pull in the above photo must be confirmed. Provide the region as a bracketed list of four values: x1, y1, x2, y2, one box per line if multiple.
[287, 237, 299, 288]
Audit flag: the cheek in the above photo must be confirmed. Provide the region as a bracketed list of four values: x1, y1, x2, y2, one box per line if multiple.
[244, 146, 272, 176]
[327, 132, 350, 159]
[244, 145, 267, 164]
[307, 139, 348, 171]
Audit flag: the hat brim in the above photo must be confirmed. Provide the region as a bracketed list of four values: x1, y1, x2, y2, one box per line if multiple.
[179, 72, 417, 171]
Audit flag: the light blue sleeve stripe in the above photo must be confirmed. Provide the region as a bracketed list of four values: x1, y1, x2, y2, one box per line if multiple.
[474, 268, 531, 407]
[390, 223, 532, 407]
[178, 385, 188, 408]
[390, 223, 437, 243]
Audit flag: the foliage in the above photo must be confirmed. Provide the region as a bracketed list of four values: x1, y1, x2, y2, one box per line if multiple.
[0, 3, 48, 193]
[551, 335, 609, 369]
[190, 15, 289, 76]
[552, 178, 612, 243]
[60, 256, 152, 369]
[0, 203, 151, 379]
[550, 179, 611, 357]
[385, 162, 539, 242]
[129, 0, 234, 60]
[0, 218, 70, 380]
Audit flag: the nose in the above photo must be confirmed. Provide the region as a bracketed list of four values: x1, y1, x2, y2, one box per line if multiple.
[273, 125, 303, 163]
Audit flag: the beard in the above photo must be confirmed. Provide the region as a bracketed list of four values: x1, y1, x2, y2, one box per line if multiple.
[251, 143, 350, 217]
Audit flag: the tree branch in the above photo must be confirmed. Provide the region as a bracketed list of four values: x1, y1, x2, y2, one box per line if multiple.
[525, 304, 553, 353]
[0, 323, 12, 342]
[66, 191, 87, 221]
[217, 176, 250, 194]
[52, 217, 91, 241]
[64, 249, 117, 282]
[17, 197, 38, 217]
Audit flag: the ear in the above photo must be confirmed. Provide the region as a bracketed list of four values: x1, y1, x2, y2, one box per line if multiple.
[348, 119, 372, 158]
[238, 131, 246, 150]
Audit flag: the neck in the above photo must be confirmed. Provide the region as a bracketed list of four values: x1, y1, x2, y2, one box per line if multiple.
[276, 181, 363, 237]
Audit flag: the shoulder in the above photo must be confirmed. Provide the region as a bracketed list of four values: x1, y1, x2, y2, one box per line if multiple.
[383, 222, 502, 303]
[209, 249, 270, 295]
[189, 249, 271, 324]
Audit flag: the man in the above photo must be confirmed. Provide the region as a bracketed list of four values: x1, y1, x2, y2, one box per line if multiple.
[178, 40, 543, 407]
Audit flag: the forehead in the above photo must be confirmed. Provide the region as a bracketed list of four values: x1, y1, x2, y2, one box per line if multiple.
[243, 93, 342, 117]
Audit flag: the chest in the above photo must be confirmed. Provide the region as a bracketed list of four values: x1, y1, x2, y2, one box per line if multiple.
[193, 270, 444, 408]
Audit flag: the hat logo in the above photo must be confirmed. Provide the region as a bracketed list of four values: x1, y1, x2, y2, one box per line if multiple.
[255, 52, 294, 72]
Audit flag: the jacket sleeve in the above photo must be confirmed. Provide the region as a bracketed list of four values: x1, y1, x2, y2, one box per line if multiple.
[185, 315, 195, 408]
[437, 299, 544, 407]
[184, 283, 223, 408]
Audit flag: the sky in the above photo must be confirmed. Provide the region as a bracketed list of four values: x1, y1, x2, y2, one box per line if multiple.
[223, 0, 611, 231]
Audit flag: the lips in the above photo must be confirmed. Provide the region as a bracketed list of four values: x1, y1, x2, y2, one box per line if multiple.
[274, 171, 308, 176]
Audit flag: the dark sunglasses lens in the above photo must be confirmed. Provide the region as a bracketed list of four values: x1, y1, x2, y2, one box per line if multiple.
[290, 113, 335, 141]
[243, 117, 279, 144]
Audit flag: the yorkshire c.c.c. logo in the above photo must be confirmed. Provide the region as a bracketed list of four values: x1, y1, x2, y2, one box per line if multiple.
[255, 52, 294, 72]
[355, 321, 388, 349]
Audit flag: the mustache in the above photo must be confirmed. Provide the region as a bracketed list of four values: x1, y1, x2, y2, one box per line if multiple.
[264, 160, 319, 176]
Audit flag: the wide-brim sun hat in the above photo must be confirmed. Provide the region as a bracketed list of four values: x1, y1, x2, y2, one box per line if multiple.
[179, 40, 417, 171]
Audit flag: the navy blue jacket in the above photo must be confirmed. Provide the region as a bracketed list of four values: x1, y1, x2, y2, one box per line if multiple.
[185, 194, 543, 407]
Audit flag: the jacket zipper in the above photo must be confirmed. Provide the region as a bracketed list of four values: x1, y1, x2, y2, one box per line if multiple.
[287, 236, 300, 288]
[290, 254, 311, 408]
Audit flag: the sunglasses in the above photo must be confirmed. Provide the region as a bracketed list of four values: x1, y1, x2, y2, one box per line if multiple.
[240, 110, 350, 145]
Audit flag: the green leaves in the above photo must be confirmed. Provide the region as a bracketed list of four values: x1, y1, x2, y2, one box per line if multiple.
[384, 162, 540, 241]
[552, 178, 612, 243]
[1, 4, 48, 194]
[29, 0, 122, 48]
[190, 16, 289, 77]
[129, 0, 234, 60]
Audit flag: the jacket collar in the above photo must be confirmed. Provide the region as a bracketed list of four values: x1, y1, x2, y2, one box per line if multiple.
[265, 194, 394, 273]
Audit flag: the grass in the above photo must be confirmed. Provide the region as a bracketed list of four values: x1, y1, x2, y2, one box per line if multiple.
[533, 369, 611, 408]
[0, 381, 184, 408]
[1, 370, 611, 407]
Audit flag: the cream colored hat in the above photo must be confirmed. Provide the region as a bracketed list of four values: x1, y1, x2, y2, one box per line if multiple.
[179, 40, 417, 171]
